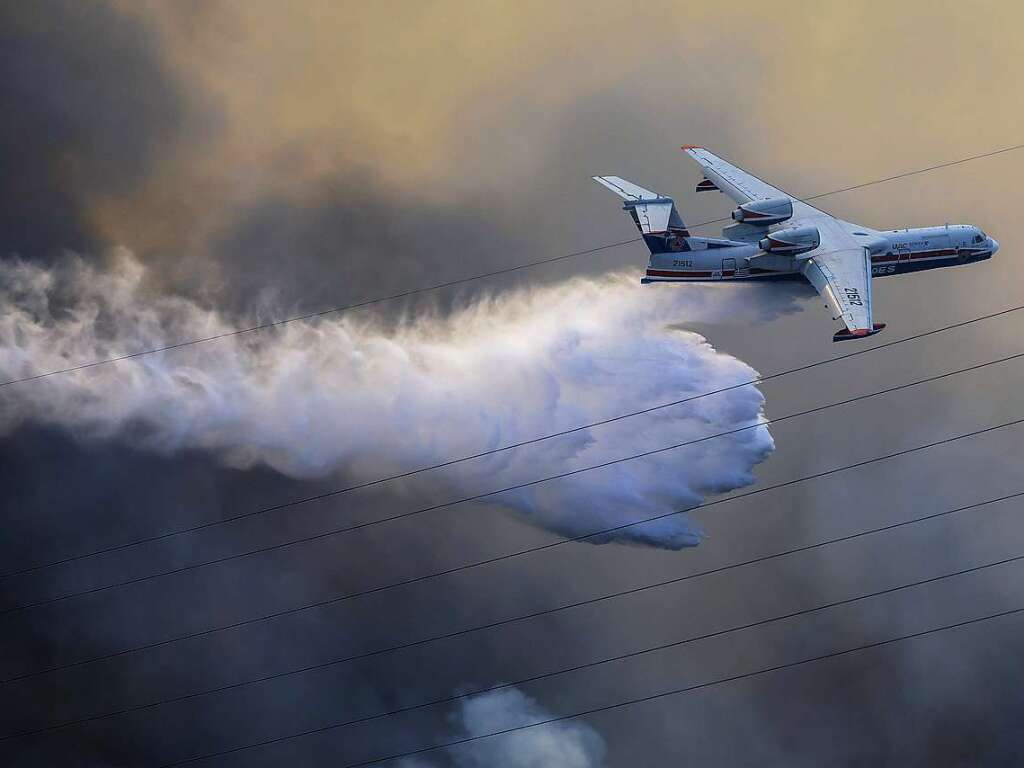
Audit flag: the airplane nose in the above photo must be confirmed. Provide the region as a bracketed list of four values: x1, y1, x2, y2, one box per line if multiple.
[989, 237, 999, 255]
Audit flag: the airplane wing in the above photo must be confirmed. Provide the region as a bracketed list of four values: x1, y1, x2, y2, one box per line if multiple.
[681, 145, 823, 216]
[803, 248, 882, 341]
[683, 146, 791, 204]
[680, 146, 883, 342]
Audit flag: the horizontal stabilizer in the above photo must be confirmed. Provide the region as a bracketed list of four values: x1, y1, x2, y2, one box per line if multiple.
[592, 175, 688, 238]
[592, 175, 664, 201]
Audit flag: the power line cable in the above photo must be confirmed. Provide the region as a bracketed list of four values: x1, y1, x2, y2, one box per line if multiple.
[6, 490, 1020, 741]
[796, 141, 1024, 201]
[5, 350, 1020, 616]
[3, 143, 1021, 758]
[157, 592, 1024, 767]
[5, 303, 1020, 582]
[3, 141, 1021, 391]
[5, 414, 1021, 685]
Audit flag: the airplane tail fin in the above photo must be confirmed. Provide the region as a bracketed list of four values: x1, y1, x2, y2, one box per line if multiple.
[592, 176, 692, 255]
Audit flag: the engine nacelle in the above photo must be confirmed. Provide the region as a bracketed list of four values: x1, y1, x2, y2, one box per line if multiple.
[731, 197, 793, 226]
[758, 225, 820, 256]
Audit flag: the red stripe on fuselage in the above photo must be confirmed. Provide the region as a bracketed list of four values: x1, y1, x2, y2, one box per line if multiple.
[646, 269, 713, 278]
[871, 248, 957, 264]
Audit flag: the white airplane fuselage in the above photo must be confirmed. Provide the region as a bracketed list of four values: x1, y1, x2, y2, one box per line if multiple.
[642, 223, 998, 283]
[594, 150, 999, 341]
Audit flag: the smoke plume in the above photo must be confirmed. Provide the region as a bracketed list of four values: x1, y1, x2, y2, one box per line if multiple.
[0, 250, 773, 548]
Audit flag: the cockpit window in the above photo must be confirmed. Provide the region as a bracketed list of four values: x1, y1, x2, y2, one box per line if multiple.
[973, 234, 984, 243]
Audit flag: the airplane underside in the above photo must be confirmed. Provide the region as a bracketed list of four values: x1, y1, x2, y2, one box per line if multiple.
[642, 247, 993, 284]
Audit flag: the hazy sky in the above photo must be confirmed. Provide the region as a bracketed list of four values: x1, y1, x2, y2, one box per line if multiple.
[2, 2, 1023, 766]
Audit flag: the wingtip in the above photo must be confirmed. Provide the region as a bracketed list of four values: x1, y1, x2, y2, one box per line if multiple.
[832, 323, 887, 343]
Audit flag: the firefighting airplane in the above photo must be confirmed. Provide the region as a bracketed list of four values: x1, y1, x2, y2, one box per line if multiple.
[594, 147, 998, 341]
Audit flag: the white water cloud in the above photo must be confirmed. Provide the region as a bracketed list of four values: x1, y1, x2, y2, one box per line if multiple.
[0, 250, 773, 548]
[399, 687, 606, 768]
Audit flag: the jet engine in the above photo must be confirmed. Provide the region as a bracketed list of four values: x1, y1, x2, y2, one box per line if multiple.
[731, 197, 793, 225]
[758, 225, 820, 256]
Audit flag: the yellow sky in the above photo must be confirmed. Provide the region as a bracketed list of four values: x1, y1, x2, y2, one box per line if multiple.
[96, 1, 1024, 255]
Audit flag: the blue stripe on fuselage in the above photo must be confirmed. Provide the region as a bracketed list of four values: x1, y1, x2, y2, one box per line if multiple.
[871, 251, 991, 277]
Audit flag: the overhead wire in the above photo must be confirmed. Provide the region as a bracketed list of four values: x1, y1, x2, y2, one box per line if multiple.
[5, 490, 1020, 742]
[5, 413, 1022, 685]
[156, 586, 1024, 767]
[5, 303, 1021, 582]
[4, 349, 1022, 616]
[5, 142, 1023, 758]
[3, 141, 1022, 390]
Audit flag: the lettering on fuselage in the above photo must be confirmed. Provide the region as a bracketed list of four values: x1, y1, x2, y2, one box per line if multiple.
[672, 259, 694, 268]
[872, 264, 897, 275]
